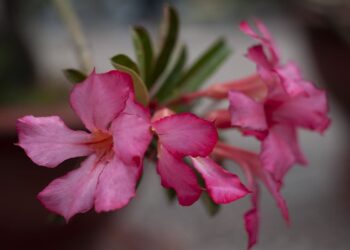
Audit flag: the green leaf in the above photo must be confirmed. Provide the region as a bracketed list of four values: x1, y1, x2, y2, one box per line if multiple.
[110, 54, 140, 74]
[151, 5, 179, 85]
[178, 38, 231, 93]
[156, 45, 187, 102]
[201, 192, 221, 216]
[63, 69, 86, 83]
[111, 55, 149, 106]
[132, 26, 154, 86]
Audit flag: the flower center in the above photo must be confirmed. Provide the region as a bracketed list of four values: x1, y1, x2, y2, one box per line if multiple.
[90, 130, 113, 156]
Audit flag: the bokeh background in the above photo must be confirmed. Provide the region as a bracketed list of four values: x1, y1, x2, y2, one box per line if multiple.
[1, 0, 350, 249]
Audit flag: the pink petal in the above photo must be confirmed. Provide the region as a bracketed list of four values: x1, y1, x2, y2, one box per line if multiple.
[240, 20, 279, 63]
[213, 143, 261, 248]
[254, 19, 279, 64]
[254, 19, 273, 42]
[191, 157, 249, 204]
[274, 87, 330, 133]
[151, 108, 175, 122]
[17, 116, 93, 168]
[240, 20, 272, 45]
[240, 20, 260, 39]
[111, 95, 152, 166]
[246, 46, 277, 86]
[94, 156, 140, 212]
[259, 169, 290, 223]
[244, 184, 260, 250]
[213, 142, 289, 242]
[260, 125, 304, 182]
[275, 62, 307, 97]
[245, 207, 259, 250]
[246, 45, 271, 70]
[70, 70, 131, 132]
[229, 91, 268, 133]
[157, 145, 202, 206]
[37, 154, 103, 221]
[123, 93, 151, 120]
[152, 113, 218, 157]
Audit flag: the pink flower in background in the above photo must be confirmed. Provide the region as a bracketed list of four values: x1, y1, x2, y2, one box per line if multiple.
[151, 109, 249, 205]
[214, 142, 289, 249]
[17, 70, 152, 221]
[228, 20, 330, 182]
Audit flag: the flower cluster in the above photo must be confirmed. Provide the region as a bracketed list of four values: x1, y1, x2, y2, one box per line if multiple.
[16, 15, 330, 249]
[187, 20, 330, 248]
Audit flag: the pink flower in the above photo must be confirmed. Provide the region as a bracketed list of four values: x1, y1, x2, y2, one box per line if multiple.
[240, 20, 317, 97]
[17, 70, 152, 221]
[214, 142, 289, 249]
[151, 109, 250, 205]
[17, 70, 249, 220]
[228, 20, 330, 182]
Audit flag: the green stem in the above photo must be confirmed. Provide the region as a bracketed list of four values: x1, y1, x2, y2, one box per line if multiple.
[52, 0, 93, 73]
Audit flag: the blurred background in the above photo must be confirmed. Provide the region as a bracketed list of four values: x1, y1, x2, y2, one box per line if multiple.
[1, 0, 350, 249]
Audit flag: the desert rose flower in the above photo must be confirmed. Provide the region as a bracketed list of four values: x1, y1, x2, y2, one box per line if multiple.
[229, 20, 330, 181]
[17, 70, 152, 221]
[151, 109, 250, 205]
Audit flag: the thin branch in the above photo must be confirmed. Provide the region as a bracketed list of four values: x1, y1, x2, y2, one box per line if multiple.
[52, 0, 93, 73]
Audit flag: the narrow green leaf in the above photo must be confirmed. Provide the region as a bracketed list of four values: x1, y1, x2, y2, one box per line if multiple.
[156, 45, 187, 102]
[132, 26, 154, 86]
[151, 5, 179, 85]
[201, 192, 221, 216]
[111, 55, 149, 106]
[63, 69, 86, 84]
[110, 54, 140, 74]
[178, 38, 231, 93]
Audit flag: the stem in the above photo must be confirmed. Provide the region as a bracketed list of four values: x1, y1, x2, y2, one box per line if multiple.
[52, 0, 93, 73]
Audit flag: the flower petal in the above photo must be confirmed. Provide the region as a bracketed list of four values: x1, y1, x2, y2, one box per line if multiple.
[240, 20, 279, 64]
[152, 113, 218, 157]
[17, 115, 93, 168]
[94, 156, 140, 212]
[70, 70, 131, 132]
[37, 154, 103, 221]
[260, 125, 304, 182]
[246, 45, 271, 70]
[244, 184, 260, 250]
[111, 95, 152, 166]
[229, 91, 268, 133]
[191, 157, 249, 204]
[259, 168, 289, 223]
[151, 108, 175, 122]
[157, 145, 202, 206]
[275, 62, 307, 97]
[274, 86, 330, 133]
[213, 142, 289, 242]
